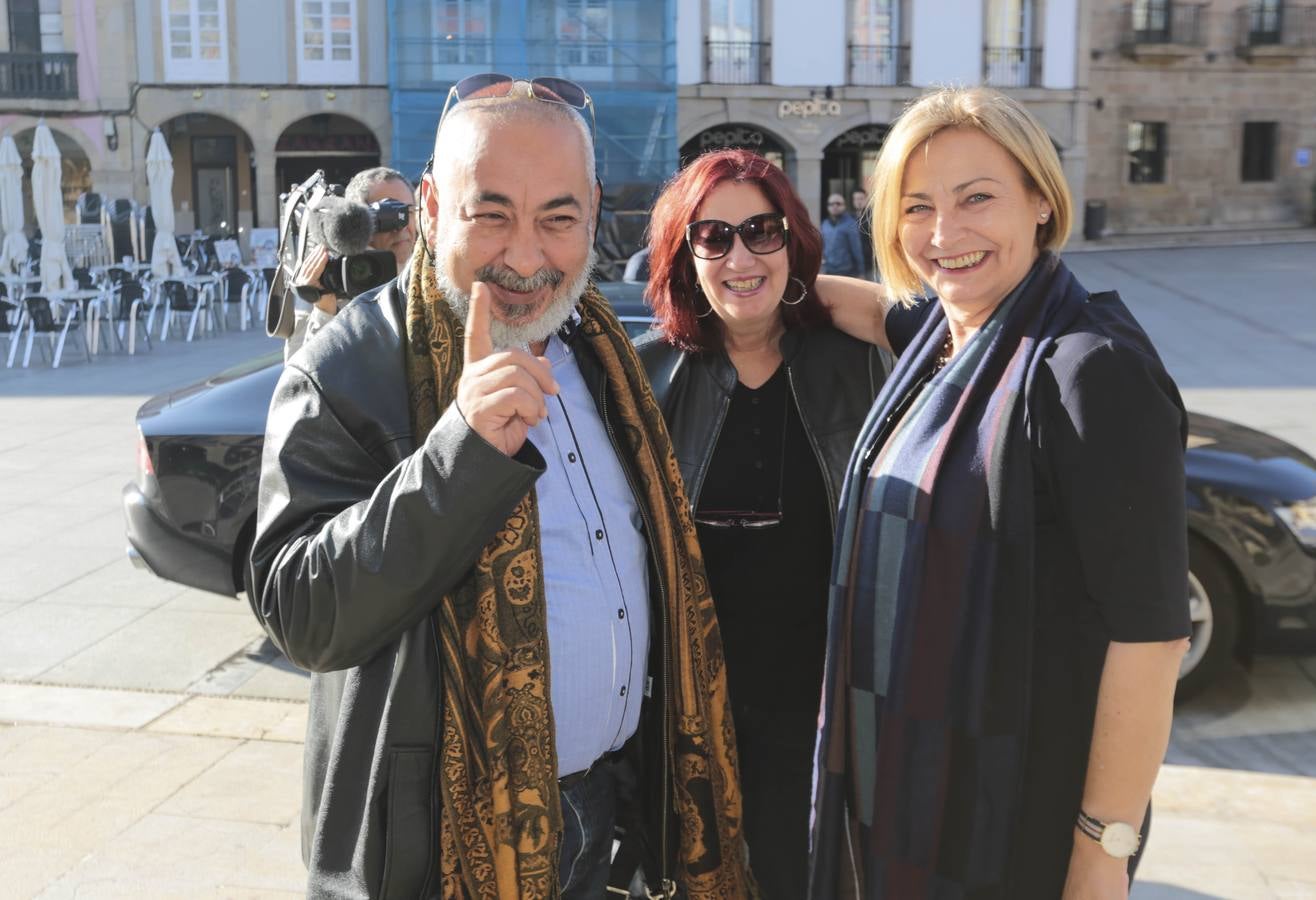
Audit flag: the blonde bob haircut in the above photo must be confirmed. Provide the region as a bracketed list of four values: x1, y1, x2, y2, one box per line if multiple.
[869, 86, 1073, 307]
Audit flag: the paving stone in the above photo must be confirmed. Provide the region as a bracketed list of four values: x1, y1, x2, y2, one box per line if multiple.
[0, 603, 145, 677]
[0, 683, 185, 730]
[40, 607, 267, 692]
[156, 739, 302, 826]
[147, 696, 307, 743]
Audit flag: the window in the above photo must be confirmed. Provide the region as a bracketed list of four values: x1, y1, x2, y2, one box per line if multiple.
[1241, 122, 1278, 182]
[1130, 0, 1170, 42]
[850, 0, 902, 85]
[557, 0, 611, 72]
[1127, 121, 1167, 183]
[1250, 0, 1283, 44]
[709, 0, 758, 44]
[984, 0, 1037, 87]
[297, 0, 357, 84]
[432, 0, 491, 68]
[161, 0, 227, 82]
[8, 0, 41, 54]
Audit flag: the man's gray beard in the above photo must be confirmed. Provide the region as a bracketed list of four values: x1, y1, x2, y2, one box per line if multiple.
[436, 246, 596, 350]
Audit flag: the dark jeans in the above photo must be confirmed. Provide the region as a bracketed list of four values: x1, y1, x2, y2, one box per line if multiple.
[558, 757, 618, 898]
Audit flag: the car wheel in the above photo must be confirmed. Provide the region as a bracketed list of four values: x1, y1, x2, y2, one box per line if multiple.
[1176, 536, 1242, 702]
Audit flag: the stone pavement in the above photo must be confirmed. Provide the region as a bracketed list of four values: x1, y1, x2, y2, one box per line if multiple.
[1, 243, 1314, 898]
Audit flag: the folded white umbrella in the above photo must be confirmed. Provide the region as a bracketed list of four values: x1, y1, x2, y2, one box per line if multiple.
[147, 130, 184, 278]
[31, 121, 73, 293]
[0, 134, 28, 274]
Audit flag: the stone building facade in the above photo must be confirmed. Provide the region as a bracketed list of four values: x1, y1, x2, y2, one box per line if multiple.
[1084, 0, 1316, 233]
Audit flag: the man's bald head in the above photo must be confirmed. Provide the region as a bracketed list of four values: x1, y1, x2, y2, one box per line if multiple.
[432, 94, 596, 190]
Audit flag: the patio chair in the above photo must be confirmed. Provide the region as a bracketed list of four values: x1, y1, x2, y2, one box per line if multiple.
[156, 279, 213, 342]
[17, 294, 87, 368]
[102, 272, 152, 355]
[219, 267, 252, 330]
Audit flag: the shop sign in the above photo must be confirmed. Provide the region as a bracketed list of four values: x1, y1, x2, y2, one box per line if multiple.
[699, 127, 768, 150]
[778, 99, 842, 119]
[1297, 148, 1312, 168]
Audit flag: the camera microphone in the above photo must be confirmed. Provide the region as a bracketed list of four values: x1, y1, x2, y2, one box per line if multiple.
[306, 195, 374, 256]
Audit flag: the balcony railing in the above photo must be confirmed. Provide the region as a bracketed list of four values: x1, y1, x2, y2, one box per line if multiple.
[848, 44, 910, 86]
[393, 38, 671, 90]
[983, 46, 1042, 87]
[0, 53, 78, 99]
[705, 40, 770, 84]
[1120, 2, 1208, 45]
[1235, 4, 1316, 47]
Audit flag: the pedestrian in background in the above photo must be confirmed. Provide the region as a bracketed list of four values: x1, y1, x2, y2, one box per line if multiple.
[812, 86, 1190, 899]
[852, 187, 874, 278]
[821, 192, 864, 276]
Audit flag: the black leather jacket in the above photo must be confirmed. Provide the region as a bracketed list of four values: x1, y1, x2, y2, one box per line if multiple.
[637, 326, 891, 522]
[249, 274, 674, 898]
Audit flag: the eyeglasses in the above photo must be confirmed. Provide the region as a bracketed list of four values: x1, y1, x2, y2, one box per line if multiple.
[439, 73, 596, 142]
[685, 213, 789, 261]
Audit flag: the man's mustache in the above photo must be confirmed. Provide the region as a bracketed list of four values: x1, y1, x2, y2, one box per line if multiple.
[474, 264, 564, 294]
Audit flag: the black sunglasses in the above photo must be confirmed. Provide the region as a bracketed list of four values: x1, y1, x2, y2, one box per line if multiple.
[686, 213, 790, 261]
[439, 73, 596, 142]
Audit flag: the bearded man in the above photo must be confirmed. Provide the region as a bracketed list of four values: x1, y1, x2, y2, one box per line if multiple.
[248, 80, 756, 899]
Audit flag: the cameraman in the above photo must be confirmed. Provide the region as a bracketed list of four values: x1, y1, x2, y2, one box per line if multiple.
[286, 167, 415, 358]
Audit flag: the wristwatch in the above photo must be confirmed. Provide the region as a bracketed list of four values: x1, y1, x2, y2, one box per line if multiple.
[1076, 810, 1141, 859]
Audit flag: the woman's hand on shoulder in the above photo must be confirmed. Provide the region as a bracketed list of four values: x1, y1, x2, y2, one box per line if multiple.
[814, 274, 892, 351]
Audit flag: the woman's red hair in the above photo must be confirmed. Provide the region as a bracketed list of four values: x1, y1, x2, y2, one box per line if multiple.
[645, 149, 828, 352]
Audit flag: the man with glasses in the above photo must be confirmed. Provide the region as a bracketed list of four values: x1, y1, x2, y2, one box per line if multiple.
[248, 76, 755, 899]
[821, 192, 864, 277]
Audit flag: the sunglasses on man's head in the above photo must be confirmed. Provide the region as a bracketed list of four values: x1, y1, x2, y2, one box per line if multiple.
[438, 73, 596, 143]
[685, 213, 790, 261]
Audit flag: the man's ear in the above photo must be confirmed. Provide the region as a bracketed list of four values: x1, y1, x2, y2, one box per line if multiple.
[591, 178, 603, 238]
[419, 173, 441, 251]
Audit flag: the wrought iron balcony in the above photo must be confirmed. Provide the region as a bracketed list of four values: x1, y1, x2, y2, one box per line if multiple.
[0, 53, 78, 99]
[848, 44, 910, 86]
[982, 46, 1043, 88]
[1120, 2, 1208, 46]
[1236, 4, 1316, 49]
[705, 40, 770, 84]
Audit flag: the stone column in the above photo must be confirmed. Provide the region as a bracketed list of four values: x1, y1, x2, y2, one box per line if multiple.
[794, 152, 824, 229]
[251, 139, 279, 234]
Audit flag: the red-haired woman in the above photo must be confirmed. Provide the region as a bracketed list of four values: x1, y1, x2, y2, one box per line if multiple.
[637, 149, 891, 897]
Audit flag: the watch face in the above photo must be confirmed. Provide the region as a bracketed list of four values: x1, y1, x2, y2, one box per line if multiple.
[1101, 822, 1140, 858]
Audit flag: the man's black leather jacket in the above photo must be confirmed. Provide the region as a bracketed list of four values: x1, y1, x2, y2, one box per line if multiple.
[248, 274, 674, 898]
[636, 325, 891, 522]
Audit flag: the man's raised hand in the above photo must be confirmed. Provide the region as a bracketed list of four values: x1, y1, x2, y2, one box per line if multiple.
[455, 282, 558, 456]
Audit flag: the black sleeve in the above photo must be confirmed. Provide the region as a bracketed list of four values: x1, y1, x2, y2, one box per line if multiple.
[249, 363, 545, 673]
[1036, 341, 1191, 642]
[883, 297, 934, 358]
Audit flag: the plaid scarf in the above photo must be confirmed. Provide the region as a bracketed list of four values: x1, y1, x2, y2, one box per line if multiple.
[402, 240, 757, 899]
[810, 253, 1089, 897]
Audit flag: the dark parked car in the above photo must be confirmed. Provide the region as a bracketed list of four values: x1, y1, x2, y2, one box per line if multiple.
[123, 287, 1316, 700]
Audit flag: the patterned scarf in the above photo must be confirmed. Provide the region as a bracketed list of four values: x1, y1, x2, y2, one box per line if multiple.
[810, 253, 1089, 897]
[402, 240, 757, 899]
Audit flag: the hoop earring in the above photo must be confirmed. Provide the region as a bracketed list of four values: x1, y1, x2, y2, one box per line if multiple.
[694, 281, 714, 318]
[780, 276, 807, 306]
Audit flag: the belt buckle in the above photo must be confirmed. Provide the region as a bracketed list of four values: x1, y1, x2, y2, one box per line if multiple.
[646, 879, 677, 899]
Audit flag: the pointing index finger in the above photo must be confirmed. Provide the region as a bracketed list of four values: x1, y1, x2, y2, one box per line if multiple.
[464, 281, 495, 364]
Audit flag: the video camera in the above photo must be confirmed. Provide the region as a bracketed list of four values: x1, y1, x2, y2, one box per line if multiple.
[265, 169, 409, 338]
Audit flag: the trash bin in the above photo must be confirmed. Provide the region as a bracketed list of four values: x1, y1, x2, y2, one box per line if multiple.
[1083, 199, 1106, 241]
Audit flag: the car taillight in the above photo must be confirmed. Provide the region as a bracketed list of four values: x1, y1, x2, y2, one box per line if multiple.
[136, 431, 155, 483]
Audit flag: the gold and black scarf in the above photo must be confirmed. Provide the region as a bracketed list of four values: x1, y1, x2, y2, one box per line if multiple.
[402, 241, 757, 899]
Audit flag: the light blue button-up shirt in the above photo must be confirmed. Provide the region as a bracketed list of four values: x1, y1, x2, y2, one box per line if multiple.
[528, 333, 650, 778]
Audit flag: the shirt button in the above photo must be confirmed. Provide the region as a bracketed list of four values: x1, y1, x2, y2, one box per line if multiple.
[751, 396, 760, 405]
[595, 529, 604, 540]
[755, 460, 764, 470]
[752, 427, 761, 436]
[617, 608, 625, 619]
[620, 686, 627, 697]
[567, 452, 577, 463]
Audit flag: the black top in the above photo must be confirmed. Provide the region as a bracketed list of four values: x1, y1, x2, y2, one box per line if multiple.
[886, 298, 1190, 893]
[695, 365, 833, 898]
